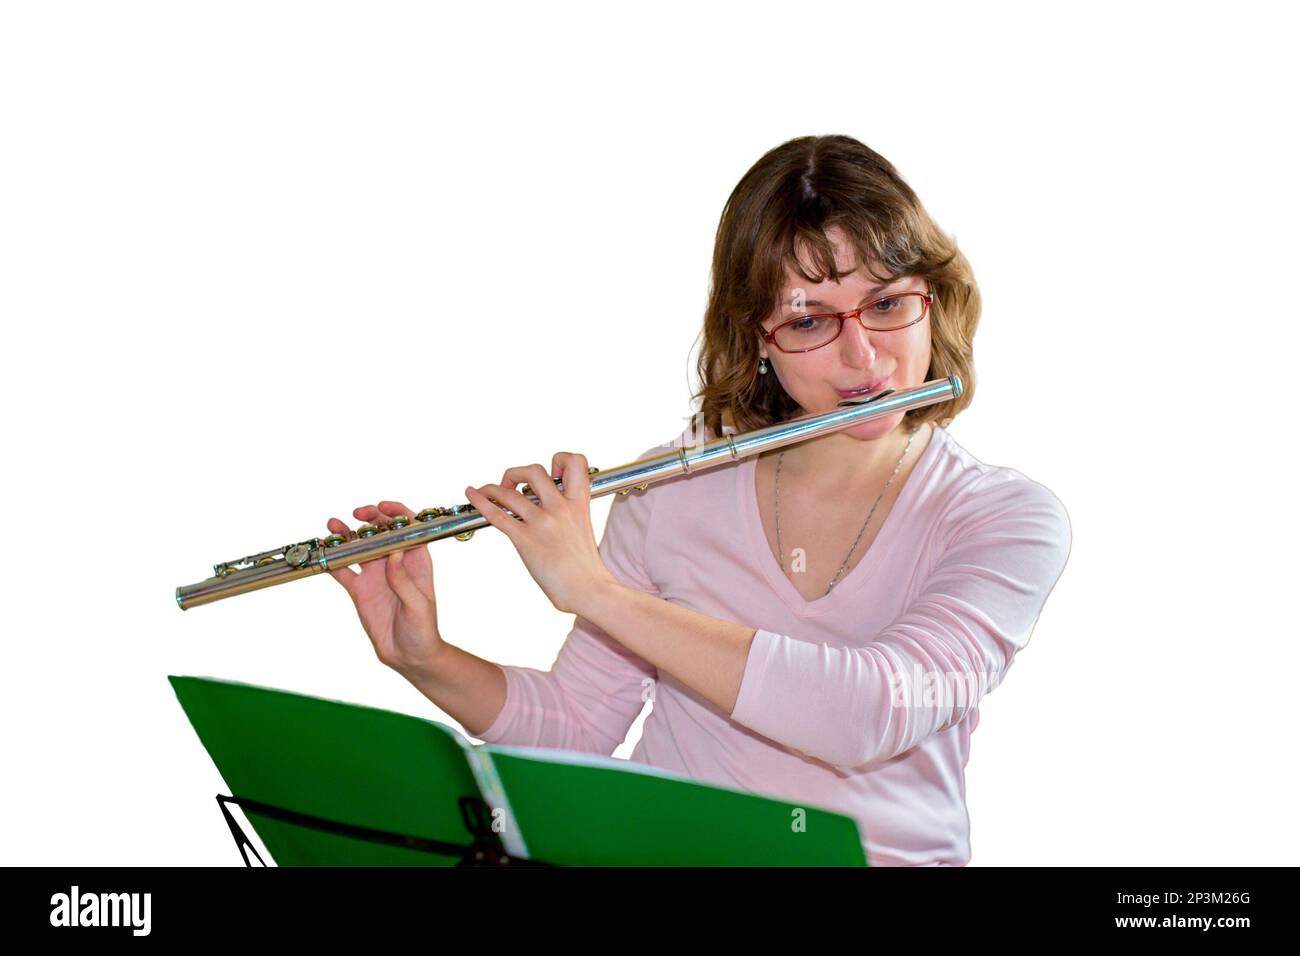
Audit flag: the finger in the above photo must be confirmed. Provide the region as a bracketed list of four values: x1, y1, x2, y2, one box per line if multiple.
[555, 452, 591, 501]
[324, 517, 361, 594]
[333, 509, 395, 577]
[326, 517, 359, 557]
[376, 500, 417, 519]
[384, 551, 428, 610]
[325, 539, 360, 594]
[503, 464, 562, 506]
[353, 503, 411, 527]
[473, 482, 539, 520]
[350, 503, 406, 555]
[353, 504, 387, 526]
[465, 485, 520, 536]
[329, 565, 359, 589]
[400, 545, 436, 602]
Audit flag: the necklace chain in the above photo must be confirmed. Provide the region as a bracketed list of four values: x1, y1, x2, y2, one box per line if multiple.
[776, 423, 921, 598]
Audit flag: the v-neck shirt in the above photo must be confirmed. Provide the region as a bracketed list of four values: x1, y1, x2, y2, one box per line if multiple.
[742, 424, 935, 615]
[474, 421, 1072, 866]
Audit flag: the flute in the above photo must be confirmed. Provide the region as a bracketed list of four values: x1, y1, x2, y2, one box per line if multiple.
[175, 374, 962, 610]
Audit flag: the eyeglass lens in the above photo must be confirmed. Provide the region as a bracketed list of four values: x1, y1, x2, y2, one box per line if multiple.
[773, 294, 926, 351]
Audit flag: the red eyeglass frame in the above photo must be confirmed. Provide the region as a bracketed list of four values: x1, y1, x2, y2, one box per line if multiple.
[761, 291, 934, 353]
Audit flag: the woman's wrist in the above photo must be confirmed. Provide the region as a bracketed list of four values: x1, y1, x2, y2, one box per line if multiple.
[574, 575, 633, 632]
[396, 633, 450, 686]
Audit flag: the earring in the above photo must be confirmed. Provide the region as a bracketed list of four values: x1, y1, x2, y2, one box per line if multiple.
[758, 357, 768, 375]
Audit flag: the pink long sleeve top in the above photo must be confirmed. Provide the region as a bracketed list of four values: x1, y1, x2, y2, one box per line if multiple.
[473, 421, 1072, 866]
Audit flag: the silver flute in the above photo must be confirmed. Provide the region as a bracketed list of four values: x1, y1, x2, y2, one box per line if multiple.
[175, 374, 962, 609]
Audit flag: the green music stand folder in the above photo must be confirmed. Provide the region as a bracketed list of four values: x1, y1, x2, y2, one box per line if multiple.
[170, 675, 869, 866]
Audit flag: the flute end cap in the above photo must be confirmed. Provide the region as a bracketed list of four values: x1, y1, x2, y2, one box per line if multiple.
[948, 373, 964, 399]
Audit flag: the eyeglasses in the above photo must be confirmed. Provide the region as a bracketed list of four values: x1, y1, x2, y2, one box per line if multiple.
[761, 291, 933, 353]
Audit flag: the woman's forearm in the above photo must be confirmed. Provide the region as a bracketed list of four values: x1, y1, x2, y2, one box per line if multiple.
[579, 579, 757, 716]
[403, 577, 759, 738]
[402, 641, 508, 738]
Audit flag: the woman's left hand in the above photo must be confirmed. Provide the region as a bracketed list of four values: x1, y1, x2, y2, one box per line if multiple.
[465, 452, 616, 616]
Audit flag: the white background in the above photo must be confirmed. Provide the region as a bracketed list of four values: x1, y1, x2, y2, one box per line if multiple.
[2, 0, 1295, 866]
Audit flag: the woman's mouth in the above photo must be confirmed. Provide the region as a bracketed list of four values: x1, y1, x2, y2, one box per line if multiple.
[838, 380, 888, 398]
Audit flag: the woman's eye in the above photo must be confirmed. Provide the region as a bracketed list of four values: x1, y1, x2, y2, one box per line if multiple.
[792, 317, 815, 330]
[872, 297, 899, 311]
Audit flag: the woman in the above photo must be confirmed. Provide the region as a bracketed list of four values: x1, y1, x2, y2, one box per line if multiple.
[325, 134, 1072, 866]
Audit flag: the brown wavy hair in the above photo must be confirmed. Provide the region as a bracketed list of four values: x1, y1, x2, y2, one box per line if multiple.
[691, 134, 980, 437]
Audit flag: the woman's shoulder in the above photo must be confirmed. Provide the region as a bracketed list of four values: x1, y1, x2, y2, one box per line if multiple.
[927, 427, 1070, 542]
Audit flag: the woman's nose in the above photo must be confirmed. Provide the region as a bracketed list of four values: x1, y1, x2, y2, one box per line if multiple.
[838, 315, 877, 364]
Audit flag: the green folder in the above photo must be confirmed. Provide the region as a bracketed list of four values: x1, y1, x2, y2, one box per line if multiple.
[170, 675, 869, 866]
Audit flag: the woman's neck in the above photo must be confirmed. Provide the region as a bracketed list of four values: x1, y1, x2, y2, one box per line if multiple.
[770, 422, 930, 488]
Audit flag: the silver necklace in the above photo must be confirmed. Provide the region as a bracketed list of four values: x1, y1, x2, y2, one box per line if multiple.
[776, 423, 921, 597]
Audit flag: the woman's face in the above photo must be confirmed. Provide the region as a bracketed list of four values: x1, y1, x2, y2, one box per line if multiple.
[757, 226, 933, 442]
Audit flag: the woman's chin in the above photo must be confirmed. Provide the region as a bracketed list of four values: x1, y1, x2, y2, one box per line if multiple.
[841, 415, 902, 441]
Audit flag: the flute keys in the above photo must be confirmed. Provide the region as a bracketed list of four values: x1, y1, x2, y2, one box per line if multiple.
[388, 515, 411, 529]
[285, 543, 313, 567]
[322, 534, 348, 548]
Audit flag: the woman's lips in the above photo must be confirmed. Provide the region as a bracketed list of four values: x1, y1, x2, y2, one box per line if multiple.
[838, 380, 888, 397]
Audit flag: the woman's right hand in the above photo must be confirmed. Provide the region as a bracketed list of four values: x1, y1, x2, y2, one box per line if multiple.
[326, 501, 444, 679]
